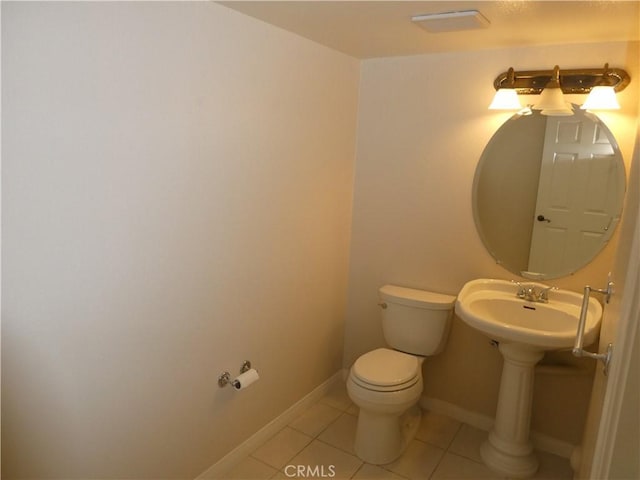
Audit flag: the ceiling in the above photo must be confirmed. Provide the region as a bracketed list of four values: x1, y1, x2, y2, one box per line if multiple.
[217, 1, 640, 59]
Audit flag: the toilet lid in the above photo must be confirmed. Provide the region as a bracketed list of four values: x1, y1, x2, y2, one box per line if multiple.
[352, 348, 419, 387]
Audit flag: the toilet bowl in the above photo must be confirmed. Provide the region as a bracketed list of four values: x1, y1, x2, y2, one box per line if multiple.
[347, 285, 455, 464]
[347, 348, 425, 464]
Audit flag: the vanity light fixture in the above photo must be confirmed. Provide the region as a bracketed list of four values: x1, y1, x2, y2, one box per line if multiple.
[490, 64, 630, 115]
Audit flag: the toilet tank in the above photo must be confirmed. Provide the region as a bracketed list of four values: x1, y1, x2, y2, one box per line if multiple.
[379, 285, 456, 356]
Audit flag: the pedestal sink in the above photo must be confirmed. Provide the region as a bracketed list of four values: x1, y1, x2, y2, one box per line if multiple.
[455, 279, 602, 478]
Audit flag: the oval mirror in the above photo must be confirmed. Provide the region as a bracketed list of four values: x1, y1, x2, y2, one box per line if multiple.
[473, 106, 626, 280]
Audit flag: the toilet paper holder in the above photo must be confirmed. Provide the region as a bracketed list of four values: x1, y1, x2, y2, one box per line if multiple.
[218, 360, 252, 388]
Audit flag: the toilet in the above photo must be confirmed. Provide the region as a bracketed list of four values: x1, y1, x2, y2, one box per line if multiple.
[346, 284, 456, 464]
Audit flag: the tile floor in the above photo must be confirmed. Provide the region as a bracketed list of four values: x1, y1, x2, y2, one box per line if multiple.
[220, 382, 574, 479]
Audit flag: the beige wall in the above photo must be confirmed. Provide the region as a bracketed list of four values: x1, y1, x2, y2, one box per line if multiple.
[1, 2, 359, 478]
[344, 41, 639, 445]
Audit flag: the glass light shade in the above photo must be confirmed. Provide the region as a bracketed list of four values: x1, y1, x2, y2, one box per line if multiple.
[581, 86, 620, 110]
[488, 89, 522, 110]
[533, 86, 573, 115]
[533, 86, 568, 111]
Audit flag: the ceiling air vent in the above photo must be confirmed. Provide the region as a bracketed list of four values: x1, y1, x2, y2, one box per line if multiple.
[411, 10, 490, 33]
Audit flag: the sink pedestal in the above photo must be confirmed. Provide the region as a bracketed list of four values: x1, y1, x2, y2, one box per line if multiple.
[481, 342, 544, 478]
[455, 279, 604, 478]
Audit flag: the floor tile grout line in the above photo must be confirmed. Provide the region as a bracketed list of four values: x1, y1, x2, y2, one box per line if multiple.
[287, 406, 352, 445]
[444, 421, 464, 451]
[443, 423, 493, 466]
[348, 461, 366, 479]
[412, 420, 465, 458]
[348, 462, 413, 480]
[313, 435, 359, 458]
[223, 452, 281, 479]
[425, 442, 449, 480]
[314, 409, 353, 440]
[444, 449, 489, 466]
[248, 426, 315, 473]
[376, 462, 412, 480]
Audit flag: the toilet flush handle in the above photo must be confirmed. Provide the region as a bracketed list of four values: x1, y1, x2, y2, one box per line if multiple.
[378, 302, 387, 309]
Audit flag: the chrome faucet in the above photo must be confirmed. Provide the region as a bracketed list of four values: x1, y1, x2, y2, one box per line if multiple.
[512, 281, 557, 303]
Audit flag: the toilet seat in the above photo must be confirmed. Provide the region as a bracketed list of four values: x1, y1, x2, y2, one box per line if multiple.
[351, 348, 420, 392]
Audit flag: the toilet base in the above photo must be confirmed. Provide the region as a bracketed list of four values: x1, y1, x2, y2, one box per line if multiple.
[354, 404, 421, 465]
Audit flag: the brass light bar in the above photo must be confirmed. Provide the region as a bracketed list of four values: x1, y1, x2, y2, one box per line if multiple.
[493, 65, 630, 95]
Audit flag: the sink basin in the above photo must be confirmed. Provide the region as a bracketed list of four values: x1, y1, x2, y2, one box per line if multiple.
[455, 278, 604, 477]
[456, 278, 602, 350]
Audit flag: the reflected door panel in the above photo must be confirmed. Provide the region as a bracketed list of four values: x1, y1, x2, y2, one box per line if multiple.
[528, 116, 622, 275]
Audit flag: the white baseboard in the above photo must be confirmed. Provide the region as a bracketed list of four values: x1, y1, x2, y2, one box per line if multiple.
[195, 370, 345, 479]
[420, 396, 575, 459]
[420, 396, 494, 431]
[530, 431, 576, 460]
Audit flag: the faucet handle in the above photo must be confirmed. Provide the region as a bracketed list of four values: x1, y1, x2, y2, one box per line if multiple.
[511, 280, 527, 297]
[537, 286, 558, 302]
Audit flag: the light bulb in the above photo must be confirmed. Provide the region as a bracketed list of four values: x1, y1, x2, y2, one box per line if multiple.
[488, 89, 522, 110]
[581, 86, 620, 110]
